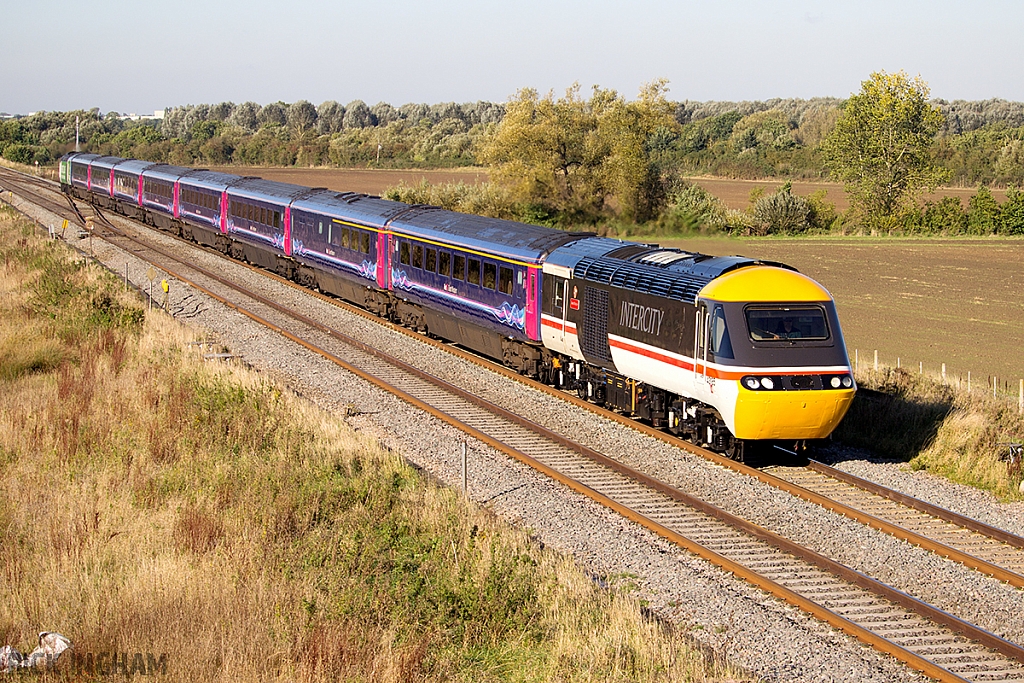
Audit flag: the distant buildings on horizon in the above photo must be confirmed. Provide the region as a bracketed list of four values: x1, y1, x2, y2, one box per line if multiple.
[0, 110, 165, 121]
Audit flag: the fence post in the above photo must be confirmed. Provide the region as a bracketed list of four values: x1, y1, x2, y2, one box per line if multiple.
[461, 442, 467, 495]
[968, 371, 971, 393]
[897, 357, 901, 369]
[994, 376, 998, 399]
[855, 349, 859, 372]
[920, 361, 923, 374]
[1019, 379, 1023, 414]
[942, 363, 946, 383]
[874, 350, 878, 371]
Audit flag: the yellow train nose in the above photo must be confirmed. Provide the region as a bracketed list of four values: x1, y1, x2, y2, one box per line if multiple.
[733, 388, 855, 440]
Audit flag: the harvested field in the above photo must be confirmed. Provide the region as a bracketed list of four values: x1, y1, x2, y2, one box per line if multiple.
[205, 165, 487, 196]
[658, 236, 1024, 386]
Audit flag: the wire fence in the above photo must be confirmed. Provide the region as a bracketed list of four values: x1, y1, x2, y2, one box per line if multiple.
[850, 348, 1024, 414]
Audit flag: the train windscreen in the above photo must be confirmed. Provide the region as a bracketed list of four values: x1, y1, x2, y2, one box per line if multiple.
[745, 306, 829, 341]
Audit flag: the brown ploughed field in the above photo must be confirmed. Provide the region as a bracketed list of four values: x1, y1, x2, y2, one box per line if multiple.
[659, 236, 1024, 386]
[209, 166, 1022, 385]
[206, 165, 488, 196]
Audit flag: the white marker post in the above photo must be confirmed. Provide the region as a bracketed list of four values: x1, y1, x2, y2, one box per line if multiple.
[461, 442, 467, 495]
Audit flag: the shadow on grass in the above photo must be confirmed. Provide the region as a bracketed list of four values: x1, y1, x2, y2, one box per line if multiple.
[832, 369, 957, 462]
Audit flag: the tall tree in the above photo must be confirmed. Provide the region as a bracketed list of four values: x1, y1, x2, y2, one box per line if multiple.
[481, 84, 607, 221]
[822, 71, 949, 228]
[481, 82, 677, 223]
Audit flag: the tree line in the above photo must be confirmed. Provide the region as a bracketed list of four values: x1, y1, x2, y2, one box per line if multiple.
[3, 75, 1024, 235]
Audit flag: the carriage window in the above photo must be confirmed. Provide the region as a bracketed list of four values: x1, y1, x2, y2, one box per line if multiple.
[425, 248, 436, 273]
[339, 227, 348, 248]
[453, 254, 465, 280]
[710, 305, 734, 359]
[483, 263, 496, 290]
[498, 266, 513, 295]
[361, 232, 370, 254]
[468, 259, 481, 286]
[438, 251, 450, 277]
[273, 211, 280, 229]
[412, 244, 423, 269]
[745, 306, 829, 342]
[400, 241, 410, 265]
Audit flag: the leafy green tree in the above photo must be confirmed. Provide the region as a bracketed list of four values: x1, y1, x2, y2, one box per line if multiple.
[287, 100, 318, 134]
[966, 185, 1000, 234]
[481, 82, 677, 223]
[822, 71, 950, 229]
[598, 79, 678, 221]
[1000, 187, 1024, 235]
[480, 84, 609, 222]
[729, 111, 795, 153]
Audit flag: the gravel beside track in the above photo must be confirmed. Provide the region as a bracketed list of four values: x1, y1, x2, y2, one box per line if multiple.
[7, 186, 1024, 682]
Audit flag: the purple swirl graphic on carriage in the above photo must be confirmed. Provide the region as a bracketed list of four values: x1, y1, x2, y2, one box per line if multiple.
[391, 268, 524, 330]
[231, 225, 285, 250]
[493, 302, 526, 330]
[292, 240, 376, 281]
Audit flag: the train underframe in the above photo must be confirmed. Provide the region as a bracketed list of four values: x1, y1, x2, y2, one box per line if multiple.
[68, 184, 754, 461]
[540, 356, 747, 460]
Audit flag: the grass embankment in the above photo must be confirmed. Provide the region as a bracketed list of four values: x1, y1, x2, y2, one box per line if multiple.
[835, 367, 1024, 500]
[0, 206, 744, 681]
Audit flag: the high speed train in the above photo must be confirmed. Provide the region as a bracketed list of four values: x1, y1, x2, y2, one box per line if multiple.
[60, 152, 856, 459]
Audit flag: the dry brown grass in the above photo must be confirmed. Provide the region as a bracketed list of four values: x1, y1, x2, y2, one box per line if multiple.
[839, 366, 1024, 499]
[0, 207, 746, 681]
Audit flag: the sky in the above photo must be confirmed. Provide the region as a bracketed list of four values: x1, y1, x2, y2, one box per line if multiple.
[4, 0, 1023, 115]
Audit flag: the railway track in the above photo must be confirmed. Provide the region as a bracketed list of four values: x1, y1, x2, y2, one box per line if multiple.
[3, 166, 1024, 681]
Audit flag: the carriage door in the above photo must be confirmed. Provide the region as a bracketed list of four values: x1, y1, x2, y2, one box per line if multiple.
[541, 263, 572, 348]
[694, 302, 709, 376]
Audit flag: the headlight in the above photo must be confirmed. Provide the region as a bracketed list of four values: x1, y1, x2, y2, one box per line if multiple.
[830, 376, 842, 388]
[761, 377, 775, 390]
[744, 377, 761, 390]
[842, 375, 853, 388]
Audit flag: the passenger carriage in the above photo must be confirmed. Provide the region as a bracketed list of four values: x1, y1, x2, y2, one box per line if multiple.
[224, 178, 311, 275]
[110, 159, 157, 220]
[176, 169, 244, 248]
[383, 207, 582, 370]
[140, 163, 192, 230]
[288, 190, 395, 314]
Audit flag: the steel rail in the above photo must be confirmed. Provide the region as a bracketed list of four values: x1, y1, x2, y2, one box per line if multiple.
[4, 173, 1023, 681]
[806, 459, 1024, 549]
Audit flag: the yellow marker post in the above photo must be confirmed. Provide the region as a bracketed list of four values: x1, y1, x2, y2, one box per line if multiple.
[161, 279, 169, 311]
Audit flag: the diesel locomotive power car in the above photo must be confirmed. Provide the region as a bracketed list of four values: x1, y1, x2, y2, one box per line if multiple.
[60, 152, 856, 458]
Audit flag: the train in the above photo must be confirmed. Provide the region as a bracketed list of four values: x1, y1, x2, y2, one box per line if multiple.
[59, 152, 856, 459]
